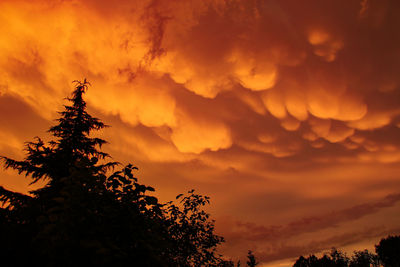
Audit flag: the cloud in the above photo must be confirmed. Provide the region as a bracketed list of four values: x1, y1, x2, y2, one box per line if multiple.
[171, 113, 232, 154]
[88, 73, 177, 128]
[225, 193, 400, 243]
[1, 0, 399, 161]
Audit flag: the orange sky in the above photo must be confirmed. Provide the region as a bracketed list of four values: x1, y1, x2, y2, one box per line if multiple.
[1, 0, 400, 265]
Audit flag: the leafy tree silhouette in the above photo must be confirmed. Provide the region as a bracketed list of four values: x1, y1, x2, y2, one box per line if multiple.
[293, 238, 400, 267]
[375, 235, 400, 267]
[330, 248, 349, 267]
[349, 250, 378, 267]
[0, 80, 226, 266]
[293, 248, 350, 267]
[293, 255, 319, 267]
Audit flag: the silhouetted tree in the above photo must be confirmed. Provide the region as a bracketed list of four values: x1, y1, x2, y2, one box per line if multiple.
[293, 255, 321, 267]
[246, 250, 258, 266]
[330, 248, 350, 267]
[165, 189, 225, 266]
[0, 80, 226, 266]
[293, 236, 400, 267]
[293, 249, 348, 267]
[349, 250, 378, 267]
[375, 235, 400, 267]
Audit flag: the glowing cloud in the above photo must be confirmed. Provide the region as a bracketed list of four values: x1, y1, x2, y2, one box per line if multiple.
[171, 113, 232, 154]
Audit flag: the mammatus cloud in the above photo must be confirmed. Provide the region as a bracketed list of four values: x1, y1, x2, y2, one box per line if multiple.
[1, 0, 400, 157]
[1, 0, 400, 264]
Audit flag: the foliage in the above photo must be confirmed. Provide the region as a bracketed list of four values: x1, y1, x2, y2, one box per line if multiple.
[165, 190, 225, 265]
[375, 235, 400, 267]
[293, 236, 400, 267]
[349, 250, 378, 267]
[0, 80, 226, 266]
[293, 249, 349, 267]
[216, 251, 258, 267]
[293, 255, 320, 267]
[330, 248, 350, 267]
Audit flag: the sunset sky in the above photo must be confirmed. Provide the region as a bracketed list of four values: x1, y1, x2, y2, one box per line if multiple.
[1, 0, 400, 265]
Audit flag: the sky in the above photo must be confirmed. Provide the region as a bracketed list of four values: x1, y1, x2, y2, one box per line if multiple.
[0, 0, 400, 265]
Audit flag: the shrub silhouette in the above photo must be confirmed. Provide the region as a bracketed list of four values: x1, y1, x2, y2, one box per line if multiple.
[0, 80, 226, 266]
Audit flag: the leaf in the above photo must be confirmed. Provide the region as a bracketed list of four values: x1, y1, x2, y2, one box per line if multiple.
[146, 186, 155, 192]
[145, 196, 158, 205]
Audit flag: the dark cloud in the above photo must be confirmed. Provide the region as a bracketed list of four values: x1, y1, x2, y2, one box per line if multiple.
[221, 193, 400, 243]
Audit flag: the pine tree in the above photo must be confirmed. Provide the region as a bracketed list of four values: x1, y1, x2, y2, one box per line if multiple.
[0, 80, 226, 266]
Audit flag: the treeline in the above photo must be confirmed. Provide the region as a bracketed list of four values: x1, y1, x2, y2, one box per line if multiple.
[224, 235, 400, 267]
[293, 235, 400, 267]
